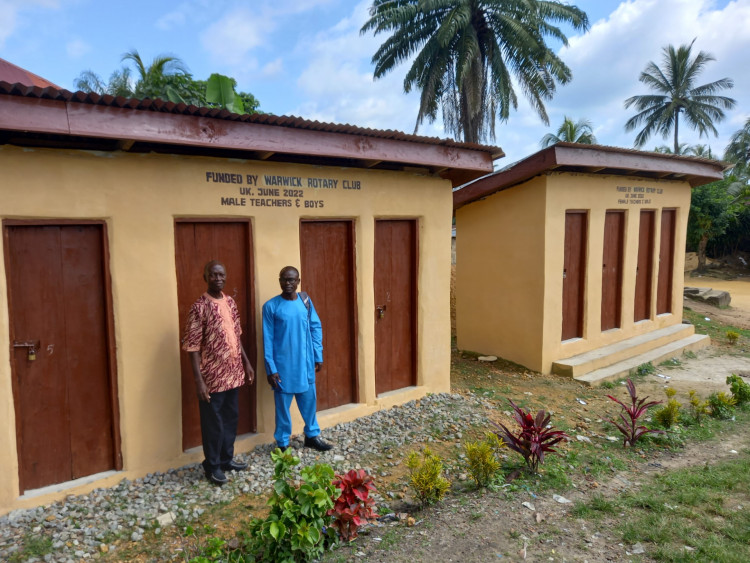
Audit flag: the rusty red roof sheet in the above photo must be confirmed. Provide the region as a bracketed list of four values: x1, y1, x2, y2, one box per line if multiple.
[0, 80, 504, 158]
[0, 59, 61, 89]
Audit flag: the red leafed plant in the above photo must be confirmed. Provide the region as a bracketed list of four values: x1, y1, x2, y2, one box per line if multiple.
[493, 399, 569, 473]
[607, 378, 665, 447]
[327, 469, 378, 542]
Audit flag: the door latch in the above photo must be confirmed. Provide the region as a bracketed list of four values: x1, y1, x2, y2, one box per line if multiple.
[376, 305, 387, 319]
[13, 340, 40, 361]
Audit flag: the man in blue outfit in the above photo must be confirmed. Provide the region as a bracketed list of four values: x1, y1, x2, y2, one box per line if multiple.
[262, 266, 333, 451]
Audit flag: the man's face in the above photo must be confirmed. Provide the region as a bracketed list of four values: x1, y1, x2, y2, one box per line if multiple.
[279, 270, 300, 295]
[206, 264, 226, 293]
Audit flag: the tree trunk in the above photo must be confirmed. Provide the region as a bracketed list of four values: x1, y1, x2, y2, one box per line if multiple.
[674, 109, 680, 154]
[697, 233, 709, 270]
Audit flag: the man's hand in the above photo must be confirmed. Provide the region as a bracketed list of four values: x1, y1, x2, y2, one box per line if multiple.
[315, 362, 323, 373]
[243, 357, 255, 384]
[267, 372, 281, 390]
[195, 377, 211, 403]
[189, 351, 210, 402]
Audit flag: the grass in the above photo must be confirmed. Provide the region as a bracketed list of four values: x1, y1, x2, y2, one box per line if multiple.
[618, 451, 750, 561]
[684, 308, 750, 346]
[8, 534, 53, 562]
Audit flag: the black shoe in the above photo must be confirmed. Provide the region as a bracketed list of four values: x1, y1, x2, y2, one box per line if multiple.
[276, 443, 289, 450]
[304, 435, 333, 451]
[205, 468, 228, 486]
[221, 459, 248, 472]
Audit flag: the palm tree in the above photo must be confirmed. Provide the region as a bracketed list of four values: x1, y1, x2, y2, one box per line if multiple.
[361, 0, 589, 144]
[121, 50, 194, 102]
[74, 68, 133, 97]
[624, 40, 735, 154]
[724, 118, 750, 171]
[540, 116, 596, 147]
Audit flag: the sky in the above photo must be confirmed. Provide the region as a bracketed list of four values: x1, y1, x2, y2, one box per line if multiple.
[1, 0, 749, 166]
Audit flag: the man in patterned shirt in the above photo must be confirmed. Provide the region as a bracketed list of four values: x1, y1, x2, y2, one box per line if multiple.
[183, 261, 254, 485]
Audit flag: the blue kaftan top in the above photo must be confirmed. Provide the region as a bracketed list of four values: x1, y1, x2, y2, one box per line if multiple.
[262, 293, 323, 394]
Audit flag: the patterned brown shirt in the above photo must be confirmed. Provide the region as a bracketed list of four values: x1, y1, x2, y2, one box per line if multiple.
[182, 293, 244, 393]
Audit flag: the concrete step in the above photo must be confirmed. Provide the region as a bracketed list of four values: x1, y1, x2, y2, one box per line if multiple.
[552, 324, 696, 378]
[574, 334, 710, 387]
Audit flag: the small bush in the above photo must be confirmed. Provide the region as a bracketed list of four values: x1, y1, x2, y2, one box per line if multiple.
[654, 388, 681, 428]
[328, 469, 378, 542]
[464, 433, 505, 487]
[493, 399, 568, 473]
[406, 447, 450, 505]
[633, 362, 656, 377]
[606, 379, 665, 447]
[708, 391, 737, 420]
[688, 390, 710, 422]
[727, 374, 750, 406]
[245, 448, 337, 562]
[726, 330, 740, 345]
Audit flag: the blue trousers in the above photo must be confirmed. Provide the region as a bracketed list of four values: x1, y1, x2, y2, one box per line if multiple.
[273, 386, 320, 446]
[198, 387, 239, 472]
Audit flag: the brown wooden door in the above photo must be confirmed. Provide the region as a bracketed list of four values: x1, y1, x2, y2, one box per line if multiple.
[300, 221, 357, 410]
[601, 211, 625, 331]
[562, 212, 587, 340]
[5, 224, 117, 491]
[634, 210, 655, 322]
[175, 221, 256, 450]
[374, 220, 417, 395]
[656, 209, 676, 315]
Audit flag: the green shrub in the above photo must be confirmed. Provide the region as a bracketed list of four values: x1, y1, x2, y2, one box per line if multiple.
[406, 447, 450, 505]
[727, 374, 750, 406]
[708, 391, 737, 420]
[654, 389, 681, 428]
[726, 330, 740, 345]
[633, 362, 656, 377]
[245, 448, 337, 562]
[464, 433, 505, 487]
[688, 390, 710, 422]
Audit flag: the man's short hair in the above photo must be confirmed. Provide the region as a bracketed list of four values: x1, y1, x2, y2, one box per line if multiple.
[203, 260, 225, 281]
[279, 266, 299, 278]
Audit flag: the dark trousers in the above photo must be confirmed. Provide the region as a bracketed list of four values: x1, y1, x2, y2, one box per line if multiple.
[198, 387, 239, 472]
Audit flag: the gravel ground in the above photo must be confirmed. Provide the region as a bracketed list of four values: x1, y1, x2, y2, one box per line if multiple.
[0, 393, 489, 562]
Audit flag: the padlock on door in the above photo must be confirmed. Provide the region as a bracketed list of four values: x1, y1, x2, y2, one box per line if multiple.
[28, 347, 37, 361]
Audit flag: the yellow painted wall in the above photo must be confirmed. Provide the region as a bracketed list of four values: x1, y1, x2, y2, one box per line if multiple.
[455, 177, 547, 369]
[0, 145, 453, 514]
[456, 172, 692, 374]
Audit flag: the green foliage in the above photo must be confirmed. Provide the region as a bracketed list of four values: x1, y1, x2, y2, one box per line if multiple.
[633, 362, 656, 377]
[360, 0, 589, 143]
[708, 391, 737, 419]
[463, 432, 505, 487]
[406, 447, 450, 505]
[541, 116, 597, 147]
[687, 178, 740, 269]
[688, 390, 711, 422]
[727, 374, 750, 406]
[624, 39, 735, 153]
[246, 448, 337, 562]
[655, 396, 681, 428]
[726, 330, 740, 345]
[74, 50, 260, 114]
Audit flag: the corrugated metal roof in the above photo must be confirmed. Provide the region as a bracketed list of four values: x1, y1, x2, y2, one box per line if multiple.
[0, 80, 504, 158]
[0, 59, 61, 89]
[454, 142, 731, 209]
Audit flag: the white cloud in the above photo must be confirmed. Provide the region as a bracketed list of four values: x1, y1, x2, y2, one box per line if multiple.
[0, 0, 58, 46]
[65, 37, 90, 58]
[261, 58, 283, 78]
[502, 0, 750, 163]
